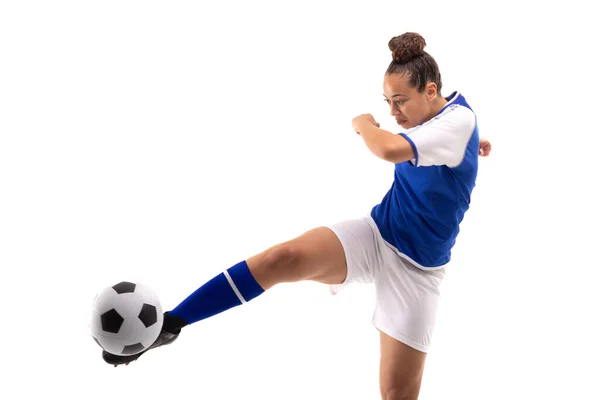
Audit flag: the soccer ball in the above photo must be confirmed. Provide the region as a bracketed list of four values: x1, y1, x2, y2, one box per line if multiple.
[90, 281, 163, 356]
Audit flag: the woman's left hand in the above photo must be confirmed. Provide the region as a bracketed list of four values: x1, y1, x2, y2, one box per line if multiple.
[479, 139, 492, 157]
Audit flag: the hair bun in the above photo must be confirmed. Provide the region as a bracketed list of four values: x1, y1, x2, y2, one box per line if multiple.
[388, 32, 426, 63]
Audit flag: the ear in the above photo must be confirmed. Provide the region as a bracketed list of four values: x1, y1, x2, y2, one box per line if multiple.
[425, 82, 437, 101]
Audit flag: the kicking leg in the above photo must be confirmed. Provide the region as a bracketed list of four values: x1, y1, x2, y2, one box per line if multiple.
[168, 226, 347, 324]
[102, 226, 347, 366]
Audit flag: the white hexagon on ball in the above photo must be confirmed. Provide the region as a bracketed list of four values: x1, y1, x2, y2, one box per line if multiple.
[90, 281, 163, 356]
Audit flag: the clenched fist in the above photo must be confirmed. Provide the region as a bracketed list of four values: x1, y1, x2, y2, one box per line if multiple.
[352, 113, 380, 134]
[479, 139, 492, 157]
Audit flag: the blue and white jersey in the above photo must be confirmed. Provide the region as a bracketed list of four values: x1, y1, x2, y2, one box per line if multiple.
[371, 91, 479, 269]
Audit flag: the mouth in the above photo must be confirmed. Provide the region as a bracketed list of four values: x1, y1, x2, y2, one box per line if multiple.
[396, 119, 407, 125]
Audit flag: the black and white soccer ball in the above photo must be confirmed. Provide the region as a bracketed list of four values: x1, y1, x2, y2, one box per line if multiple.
[90, 281, 163, 356]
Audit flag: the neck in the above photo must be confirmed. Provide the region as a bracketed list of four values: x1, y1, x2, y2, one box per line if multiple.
[427, 95, 448, 120]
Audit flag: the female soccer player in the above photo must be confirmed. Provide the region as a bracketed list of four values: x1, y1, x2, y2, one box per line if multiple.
[103, 32, 491, 400]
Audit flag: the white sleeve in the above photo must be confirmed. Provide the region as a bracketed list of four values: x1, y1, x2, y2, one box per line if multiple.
[402, 104, 476, 167]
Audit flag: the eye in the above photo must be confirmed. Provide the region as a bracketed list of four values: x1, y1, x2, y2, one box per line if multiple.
[383, 98, 405, 107]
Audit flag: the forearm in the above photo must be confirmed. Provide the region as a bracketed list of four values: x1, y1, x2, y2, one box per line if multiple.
[358, 124, 399, 160]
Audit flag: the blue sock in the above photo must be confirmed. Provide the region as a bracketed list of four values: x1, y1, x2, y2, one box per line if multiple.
[167, 260, 264, 325]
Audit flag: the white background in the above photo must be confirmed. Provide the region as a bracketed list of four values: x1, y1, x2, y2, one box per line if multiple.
[1, 1, 599, 399]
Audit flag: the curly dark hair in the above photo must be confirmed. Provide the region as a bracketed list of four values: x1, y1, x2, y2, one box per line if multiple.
[386, 32, 443, 94]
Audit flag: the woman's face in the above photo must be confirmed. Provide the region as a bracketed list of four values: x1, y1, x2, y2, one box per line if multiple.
[383, 73, 439, 130]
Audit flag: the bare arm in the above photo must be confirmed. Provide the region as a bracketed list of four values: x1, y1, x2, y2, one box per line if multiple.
[352, 114, 414, 164]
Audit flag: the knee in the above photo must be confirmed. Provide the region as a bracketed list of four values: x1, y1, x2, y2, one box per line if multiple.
[380, 384, 420, 400]
[258, 242, 306, 282]
[263, 243, 300, 268]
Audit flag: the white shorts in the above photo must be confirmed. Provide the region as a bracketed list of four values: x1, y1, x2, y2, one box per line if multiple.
[326, 216, 446, 353]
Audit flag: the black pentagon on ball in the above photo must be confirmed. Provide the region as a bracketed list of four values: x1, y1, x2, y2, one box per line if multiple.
[101, 308, 124, 333]
[138, 303, 157, 327]
[112, 281, 136, 294]
[122, 342, 145, 355]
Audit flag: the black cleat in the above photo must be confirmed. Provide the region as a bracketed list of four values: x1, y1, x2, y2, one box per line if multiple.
[102, 312, 188, 367]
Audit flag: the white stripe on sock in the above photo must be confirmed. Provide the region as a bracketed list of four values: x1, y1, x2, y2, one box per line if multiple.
[223, 270, 246, 304]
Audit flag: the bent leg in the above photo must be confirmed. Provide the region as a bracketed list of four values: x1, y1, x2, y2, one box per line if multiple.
[379, 330, 427, 400]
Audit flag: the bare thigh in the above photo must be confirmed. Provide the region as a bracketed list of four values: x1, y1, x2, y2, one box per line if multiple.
[379, 330, 428, 400]
[246, 226, 347, 290]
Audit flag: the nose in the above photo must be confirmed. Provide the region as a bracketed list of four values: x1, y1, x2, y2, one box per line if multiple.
[389, 104, 401, 117]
